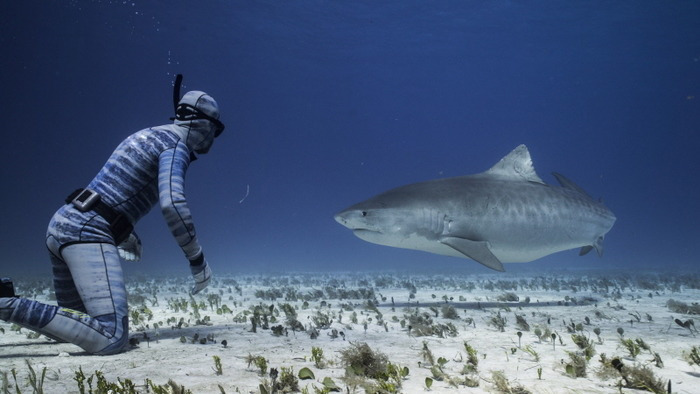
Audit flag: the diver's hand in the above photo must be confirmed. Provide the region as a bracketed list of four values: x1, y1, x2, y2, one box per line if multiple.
[190, 257, 212, 295]
[118, 232, 142, 262]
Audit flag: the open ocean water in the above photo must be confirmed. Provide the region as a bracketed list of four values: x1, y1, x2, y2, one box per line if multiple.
[2, 1, 698, 277]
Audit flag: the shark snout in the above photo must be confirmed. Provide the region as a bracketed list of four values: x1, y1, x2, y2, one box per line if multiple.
[334, 209, 376, 232]
[334, 210, 352, 228]
[334, 213, 346, 226]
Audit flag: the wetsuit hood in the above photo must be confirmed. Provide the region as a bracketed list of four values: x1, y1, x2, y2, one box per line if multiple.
[173, 90, 222, 154]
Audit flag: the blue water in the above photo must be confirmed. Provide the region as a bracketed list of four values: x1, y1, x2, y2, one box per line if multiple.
[1, 1, 698, 275]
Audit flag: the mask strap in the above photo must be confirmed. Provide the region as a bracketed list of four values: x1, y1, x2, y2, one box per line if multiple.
[174, 104, 225, 137]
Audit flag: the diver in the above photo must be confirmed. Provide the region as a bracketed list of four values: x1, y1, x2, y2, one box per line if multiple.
[0, 75, 223, 355]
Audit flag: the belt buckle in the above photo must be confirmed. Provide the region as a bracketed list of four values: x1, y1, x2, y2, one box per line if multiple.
[71, 188, 101, 212]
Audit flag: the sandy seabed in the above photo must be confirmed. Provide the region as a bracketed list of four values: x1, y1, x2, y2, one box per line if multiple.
[1, 270, 699, 393]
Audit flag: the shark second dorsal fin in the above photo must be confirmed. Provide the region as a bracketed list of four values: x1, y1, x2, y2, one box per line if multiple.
[552, 172, 593, 199]
[485, 144, 544, 184]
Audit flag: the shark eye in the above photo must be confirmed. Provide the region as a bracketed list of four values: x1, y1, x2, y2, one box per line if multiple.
[361, 211, 368, 217]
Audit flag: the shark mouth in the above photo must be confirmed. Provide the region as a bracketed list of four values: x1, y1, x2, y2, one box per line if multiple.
[353, 229, 381, 236]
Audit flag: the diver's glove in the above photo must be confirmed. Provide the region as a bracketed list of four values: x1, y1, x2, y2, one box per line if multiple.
[117, 232, 142, 262]
[189, 254, 212, 295]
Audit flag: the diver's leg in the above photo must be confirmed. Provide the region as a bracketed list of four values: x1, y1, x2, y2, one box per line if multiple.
[0, 243, 129, 355]
[50, 250, 87, 312]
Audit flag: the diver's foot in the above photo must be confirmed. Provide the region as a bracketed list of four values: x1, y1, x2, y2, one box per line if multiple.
[0, 278, 16, 297]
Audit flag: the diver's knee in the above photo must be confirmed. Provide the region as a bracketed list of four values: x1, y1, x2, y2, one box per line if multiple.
[94, 315, 129, 355]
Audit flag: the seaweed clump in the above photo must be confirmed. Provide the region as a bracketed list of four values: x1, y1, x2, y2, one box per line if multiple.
[490, 370, 531, 394]
[598, 355, 666, 393]
[565, 352, 587, 378]
[340, 342, 389, 380]
[405, 310, 458, 337]
[666, 299, 700, 315]
[340, 342, 407, 392]
[684, 346, 700, 366]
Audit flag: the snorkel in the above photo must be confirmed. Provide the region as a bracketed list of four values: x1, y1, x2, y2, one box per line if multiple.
[170, 74, 224, 157]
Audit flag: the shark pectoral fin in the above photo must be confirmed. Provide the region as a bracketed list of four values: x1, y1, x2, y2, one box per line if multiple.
[439, 237, 505, 272]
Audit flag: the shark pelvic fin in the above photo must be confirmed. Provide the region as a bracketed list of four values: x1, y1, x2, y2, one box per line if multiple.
[579, 236, 605, 257]
[485, 144, 544, 184]
[593, 236, 605, 256]
[439, 236, 505, 271]
[579, 245, 593, 256]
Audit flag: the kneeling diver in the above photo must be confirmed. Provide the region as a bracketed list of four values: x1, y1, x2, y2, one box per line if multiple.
[0, 75, 223, 355]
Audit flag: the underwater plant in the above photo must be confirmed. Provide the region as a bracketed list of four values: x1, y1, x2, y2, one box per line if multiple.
[565, 352, 587, 378]
[339, 342, 389, 380]
[212, 355, 223, 375]
[521, 345, 540, 362]
[260, 366, 299, 393]
[497, 292, 519, 302]
[421, 341, 436, 366]
[593, 327, 602, 344]
[73, 368, 194, 394]
[488, 312, 507, 332]
[684, 345, 700, 366]
[311, 310, 333, 329]
[271, 324, 286, 336]
[490, 370, 531, 394]
[605, 358, 667, 394]
[441, 304, 459, 319]
[311, 346, 327, 368]
[514, 314, 530, 331]
[19, 359, 49, 394]
[338, 342, 407, 393]
[666, 299, 700, 315]
[571, 334, 595, 361]
[246, 354, 269, 375]
[462, 341, 479, 373]
[620, 338, 641, 359]
[533, 325, 550, 343]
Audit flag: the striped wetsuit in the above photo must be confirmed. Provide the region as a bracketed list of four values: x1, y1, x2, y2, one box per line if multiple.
[1, 123, 204, 355]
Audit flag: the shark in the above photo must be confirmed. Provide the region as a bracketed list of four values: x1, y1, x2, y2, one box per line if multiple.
[334, 145, 616, 271]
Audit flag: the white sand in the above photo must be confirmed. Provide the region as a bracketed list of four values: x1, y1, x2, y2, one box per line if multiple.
[1, 271, 699, 393]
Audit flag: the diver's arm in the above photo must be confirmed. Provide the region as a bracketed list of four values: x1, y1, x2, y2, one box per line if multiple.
[158, 142, 211, 294]
[157, 142, 202, 260]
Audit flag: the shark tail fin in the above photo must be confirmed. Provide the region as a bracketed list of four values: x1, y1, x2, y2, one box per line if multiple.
[580, 236, 605, 257]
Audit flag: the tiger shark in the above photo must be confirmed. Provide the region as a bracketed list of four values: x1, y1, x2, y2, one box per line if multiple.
[334, 145, 616, 271]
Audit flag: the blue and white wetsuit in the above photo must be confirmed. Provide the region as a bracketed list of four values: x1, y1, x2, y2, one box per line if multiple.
[0, 91, 220, 355]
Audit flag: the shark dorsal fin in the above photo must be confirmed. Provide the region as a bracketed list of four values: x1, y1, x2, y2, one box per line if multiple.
[485, 144, 544, 184]
[552, 172, 593, 199]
